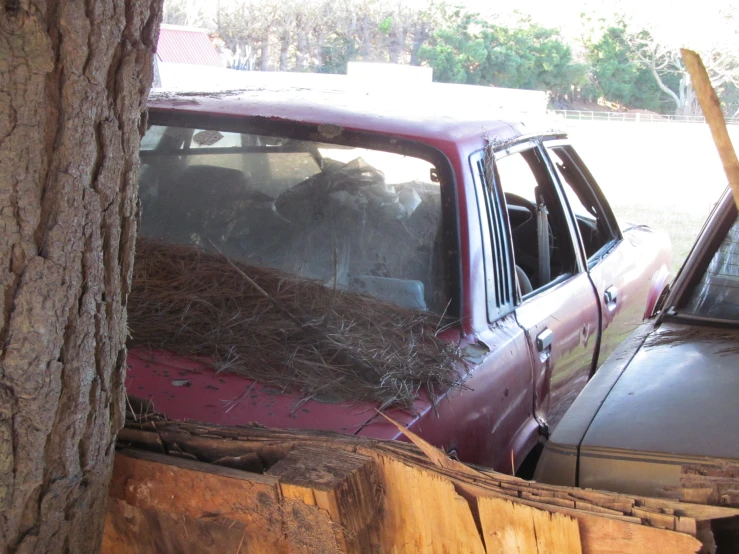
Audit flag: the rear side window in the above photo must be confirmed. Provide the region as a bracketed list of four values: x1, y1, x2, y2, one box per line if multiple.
[138, 125, 451, 314]
[545, 144, 619, 263]
[495, 146, 578, 295]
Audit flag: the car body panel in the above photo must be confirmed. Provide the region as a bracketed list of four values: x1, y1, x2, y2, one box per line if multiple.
[129, 87, 672, 472]
[515, 273, 599, 433]
[580, 322, 739, 458]
[590, 227, 672, 364]
[535, 187, 739, 498]
[126, 348, 383, 432]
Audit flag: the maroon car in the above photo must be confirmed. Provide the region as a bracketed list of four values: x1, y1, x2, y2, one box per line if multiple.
[127, 86, 671, 473]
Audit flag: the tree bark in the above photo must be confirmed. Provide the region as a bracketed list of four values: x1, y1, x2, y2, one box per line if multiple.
[279, 31, 290, 72]
[0, 1, 162, 552]
[296, 28, 308, 71]
[260, 32, 270, 71]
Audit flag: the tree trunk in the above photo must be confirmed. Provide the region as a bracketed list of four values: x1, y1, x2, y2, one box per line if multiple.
[260, 32, 270, 71]
[296, 29, 308, 71]
[410, 25, 427, 66]
[314, 27, 326, 70]
[279, 31, 290, 71]
[389, 20, 405, 64]
[0, 1, 162, 552]
[361, 15, 372, 60]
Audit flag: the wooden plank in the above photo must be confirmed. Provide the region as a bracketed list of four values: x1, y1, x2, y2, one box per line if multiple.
[370, 453, 487, 554]
[478, 495, 582, 554]
[103, 499, 251, 554]
[108, 449, 340, 554]
[267, 446, 381, 554]
[681, 48, 739, 209]
[114, 418, 739, 553]
[448, 479, 702, 554]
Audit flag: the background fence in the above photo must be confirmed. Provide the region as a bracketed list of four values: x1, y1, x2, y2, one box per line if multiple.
[548, 109, 739, 125]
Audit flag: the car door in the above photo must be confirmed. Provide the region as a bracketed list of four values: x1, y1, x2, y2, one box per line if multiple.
[543, 141, 647, 364]
[493, 141, 600, 433]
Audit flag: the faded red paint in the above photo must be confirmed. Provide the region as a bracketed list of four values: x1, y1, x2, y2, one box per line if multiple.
[127, 90, 671, 472]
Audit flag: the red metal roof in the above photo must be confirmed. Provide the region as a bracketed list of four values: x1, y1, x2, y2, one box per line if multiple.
[147, 86, 529, 148]
[157, 24, 222, 67]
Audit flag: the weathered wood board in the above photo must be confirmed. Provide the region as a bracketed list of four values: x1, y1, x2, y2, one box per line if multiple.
[105, 415, 739, 554]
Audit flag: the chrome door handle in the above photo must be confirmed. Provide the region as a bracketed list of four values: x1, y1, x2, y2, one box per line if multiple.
[604, 286, 619, 311]
[536, 329, 553, 352]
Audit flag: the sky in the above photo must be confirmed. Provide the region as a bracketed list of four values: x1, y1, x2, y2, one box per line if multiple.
[483, 0, 738, 49]
[170, 0, 739, 51]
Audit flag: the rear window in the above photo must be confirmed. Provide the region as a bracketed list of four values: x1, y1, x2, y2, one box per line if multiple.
[138, 125, 451, 314]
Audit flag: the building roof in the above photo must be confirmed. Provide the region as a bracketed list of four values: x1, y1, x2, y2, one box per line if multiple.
[157, 24, 222, 67]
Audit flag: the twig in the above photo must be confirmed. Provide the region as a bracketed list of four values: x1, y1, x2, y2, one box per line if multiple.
[207, 239, 305, 329]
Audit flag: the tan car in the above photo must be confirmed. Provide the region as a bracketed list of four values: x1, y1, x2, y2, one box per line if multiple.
[534, 187, 739, 508]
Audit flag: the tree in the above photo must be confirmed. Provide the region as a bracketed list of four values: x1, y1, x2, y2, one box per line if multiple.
[601, 5, 739, 116]
[0, 0, 162, 552]
[585, 25, 667, 112]
[418, 7, 487, 83]
[628, 29, 739, 116]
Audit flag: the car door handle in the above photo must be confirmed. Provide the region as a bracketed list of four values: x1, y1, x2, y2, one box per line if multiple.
[536, 329, 553, 352]
[604, 286, 619, 311]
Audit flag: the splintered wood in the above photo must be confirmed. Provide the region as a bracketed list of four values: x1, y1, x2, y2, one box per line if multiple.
[104, 417, 739, 554]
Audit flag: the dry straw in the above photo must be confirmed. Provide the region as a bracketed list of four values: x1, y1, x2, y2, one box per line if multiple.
[128, 238, 464, 410]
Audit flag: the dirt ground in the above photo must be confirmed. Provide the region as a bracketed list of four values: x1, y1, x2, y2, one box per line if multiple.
[557, 119, 739, 275]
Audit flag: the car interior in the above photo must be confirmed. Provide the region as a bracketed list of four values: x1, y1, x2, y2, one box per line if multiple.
[496, 149, 579, 295]
[138, 126, 452, 314]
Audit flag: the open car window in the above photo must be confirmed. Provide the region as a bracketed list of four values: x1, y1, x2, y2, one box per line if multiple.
[681, 212, 739, 322]
[495, 145, 578, 296]
[138, 125, 451, 314]
[544, 144, 619, 264]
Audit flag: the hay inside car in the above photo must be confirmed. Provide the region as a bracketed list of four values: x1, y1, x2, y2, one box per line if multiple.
[126, 87, 671, 472]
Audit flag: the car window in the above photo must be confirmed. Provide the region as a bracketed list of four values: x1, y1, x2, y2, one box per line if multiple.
[495, 146, 578, 295]
[545, 145, 619, 262]
[138, 125, 451, 314]
[681, 212, 739, 321]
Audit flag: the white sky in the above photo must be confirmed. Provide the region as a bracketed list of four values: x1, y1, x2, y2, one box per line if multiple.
[176, 0, 739, 50]
[481, 0, 739, 49]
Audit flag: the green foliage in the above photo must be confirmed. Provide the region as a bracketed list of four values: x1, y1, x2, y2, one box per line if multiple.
[418, 8, 488, 83]
[418, 11, 585, 95]
[210, 0, 738, 115]
[584, 26, 664, 111]
[319, 34, 358, 74]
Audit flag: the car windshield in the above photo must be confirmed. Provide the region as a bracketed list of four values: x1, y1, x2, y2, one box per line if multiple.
[138, 125, 451, 314]
[681, 212, 739, 321]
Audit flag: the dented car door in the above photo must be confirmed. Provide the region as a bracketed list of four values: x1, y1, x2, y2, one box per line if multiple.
[493, 142, 600, 433]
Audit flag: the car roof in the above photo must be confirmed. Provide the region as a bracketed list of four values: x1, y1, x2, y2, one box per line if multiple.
[147, 86, 552, 147]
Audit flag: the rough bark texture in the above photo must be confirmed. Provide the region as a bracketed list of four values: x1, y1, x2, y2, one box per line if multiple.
[0, 0, 162, 552]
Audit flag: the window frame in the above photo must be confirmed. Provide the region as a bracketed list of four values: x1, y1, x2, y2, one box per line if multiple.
[491, 140, 585, 301]
[666, 192, 739, 326]
[143, 108, 464, 319]
[541, 139, 622, 269]
[470, 149, 516, 322]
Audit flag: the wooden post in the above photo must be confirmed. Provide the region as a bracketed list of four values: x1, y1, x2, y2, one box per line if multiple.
[681, 49, 739, 210]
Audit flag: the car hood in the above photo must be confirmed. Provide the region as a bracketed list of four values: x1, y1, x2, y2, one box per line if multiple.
[125, 346, 435, 439]
[581, 321, 739, 461]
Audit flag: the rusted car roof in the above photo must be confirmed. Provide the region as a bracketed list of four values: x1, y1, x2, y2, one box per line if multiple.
[147, 87, 529, 149]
